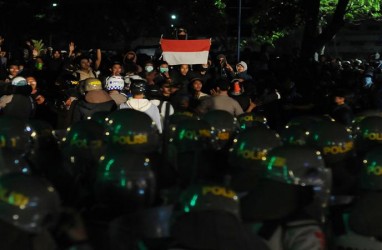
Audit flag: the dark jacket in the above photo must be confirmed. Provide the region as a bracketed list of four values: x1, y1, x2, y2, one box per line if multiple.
[331, 103, 354, 127]
[71, 90, 116, 123]
[0, 94, 35, 121]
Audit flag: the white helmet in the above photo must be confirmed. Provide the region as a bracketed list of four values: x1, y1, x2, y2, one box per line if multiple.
[105, 76, 125, 91]
[12, 76, 28, 86]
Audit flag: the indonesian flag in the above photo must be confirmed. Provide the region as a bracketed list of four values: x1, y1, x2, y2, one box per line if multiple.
[160, 39, 211, 65]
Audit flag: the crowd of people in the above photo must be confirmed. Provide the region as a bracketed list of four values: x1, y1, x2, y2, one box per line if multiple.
[1, 30, 382, 249]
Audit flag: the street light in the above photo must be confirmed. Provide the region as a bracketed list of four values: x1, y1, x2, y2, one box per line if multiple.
[52, 2, 58, 7]
[171, 14, 177, 20]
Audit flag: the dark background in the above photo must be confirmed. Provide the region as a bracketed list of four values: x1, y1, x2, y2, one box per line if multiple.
[0, 0, 254, 51]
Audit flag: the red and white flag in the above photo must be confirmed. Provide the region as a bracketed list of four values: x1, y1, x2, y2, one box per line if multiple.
[160, 39, 211, 65]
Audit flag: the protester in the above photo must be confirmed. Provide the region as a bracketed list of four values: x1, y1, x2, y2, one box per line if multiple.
[1, 33, 382, 250]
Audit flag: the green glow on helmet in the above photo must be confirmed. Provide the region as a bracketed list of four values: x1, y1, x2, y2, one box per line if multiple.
[313, 134, 319, 141]
[190, 194, 199, 207]
[73, 132, 78, 139]
[238, 142, 246, 151]
[267, 156, 277, 171]
[120, 169, 127, 187]
[179, 129, 186, 140]
[184, 205, 190, 213]
[120, 177, 126, 187]
[105, 159, 115, 172]
[137, 240, 148, 250]
[288, 136, 295, 143]
[363, 129, 370, 138]
[115, 124, 122, 133]
[283, 166, 290, 184]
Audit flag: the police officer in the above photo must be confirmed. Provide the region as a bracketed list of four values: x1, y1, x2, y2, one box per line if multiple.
[0, 173, 60, 250]
[0, 173, 93, 250]
[335, 146, 382, 249]
[167, 118, 218, 187]
[0, 117, 33, 176]
[86, 149, 156, 249]
[228, 126, 282, 192]
[61, 119, 107, 207]
[169, 184, 269, 250]
[305, 119, 356, 195]
[241, 145, 330, 250]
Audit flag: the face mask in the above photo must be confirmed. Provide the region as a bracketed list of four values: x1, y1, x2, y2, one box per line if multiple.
[36, 62, 43, 70]
[145, 65, 154, 72]
[160, 67, 169, 73]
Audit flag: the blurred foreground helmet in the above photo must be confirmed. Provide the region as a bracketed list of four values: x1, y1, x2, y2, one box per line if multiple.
[26, 120, 58, 173]
[202, 110, 239, 150]
[353, 116, 382, 155]
[62, 120, 106, 157]
[166, 111, 198, 139]
[237, 113, 268, 130]
[106, 109, 160, 153]
[0, 116, 33, 155]
[169, 119, 215, 153]
[263, 145, 328, 187]
[261, 145, 331, 221]
[109, 205, 173, 248]
[0, 149, 30, 176]
[105, 75, 125, 91]
[229, 127, 282, 170]
[0, 173, 60, 233]
[175, 184, 240, 218]
[351, 110, 382, 128]
[241, 145, 331, 222]
[95, 150, 156, 212]
[172, 183, 269, 250]
[280, 125, 310, 146]
[166, 119, 217, 186]
[62, 120, 106, 176]
[89, 111, 110, 127]
[27, 120, 57, 151]
[228, 127, 282, 191]
[306, 120, 354, 164]
[280, 115, 324, 146]
[348, 146, 382, 238]
[360, 146, 382, 190]
[286, 115, 328, 130]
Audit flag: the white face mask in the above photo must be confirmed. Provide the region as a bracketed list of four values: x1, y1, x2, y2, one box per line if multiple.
[145, 65, 154, 72]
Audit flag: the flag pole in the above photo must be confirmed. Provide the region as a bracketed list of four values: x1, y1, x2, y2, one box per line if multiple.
[237, 0, 242, 61]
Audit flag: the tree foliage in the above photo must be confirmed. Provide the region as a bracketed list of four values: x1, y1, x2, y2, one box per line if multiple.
[245, 0, 381, 50]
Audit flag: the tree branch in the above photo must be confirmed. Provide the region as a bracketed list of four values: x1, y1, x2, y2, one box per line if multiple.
[315, 0, 350, 53]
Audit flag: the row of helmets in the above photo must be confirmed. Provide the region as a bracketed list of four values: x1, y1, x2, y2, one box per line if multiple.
[58, 110, 325, 213]
[61, 108, 382, 208]
[0, 116, 60, 234]
[1, 109, 382, 237]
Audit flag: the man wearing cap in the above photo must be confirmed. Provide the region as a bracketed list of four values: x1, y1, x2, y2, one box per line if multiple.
[71, 78, 116, 123]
